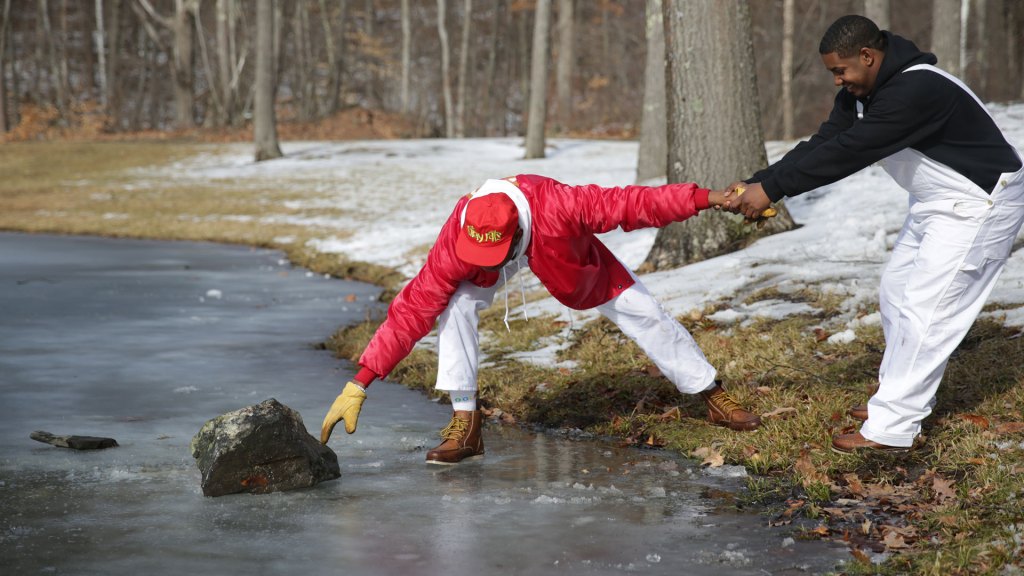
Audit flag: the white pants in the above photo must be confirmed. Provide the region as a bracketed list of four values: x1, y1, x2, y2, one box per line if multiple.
[434, 262, 717, 395]
[862, 166, 1024, 446]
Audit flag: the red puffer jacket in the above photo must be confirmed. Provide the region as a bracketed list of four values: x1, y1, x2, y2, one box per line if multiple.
[358, 174, 710, 379]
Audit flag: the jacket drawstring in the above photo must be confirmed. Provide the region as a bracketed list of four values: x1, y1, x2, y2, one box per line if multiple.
[502, 259, 531, 333]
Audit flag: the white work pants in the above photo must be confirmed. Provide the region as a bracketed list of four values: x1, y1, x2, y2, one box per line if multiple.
[434, 262, 716, 395]
[863, 166, 1024, 447]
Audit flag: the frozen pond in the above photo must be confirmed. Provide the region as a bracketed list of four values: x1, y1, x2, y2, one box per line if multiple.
[0, 233, 849, 575]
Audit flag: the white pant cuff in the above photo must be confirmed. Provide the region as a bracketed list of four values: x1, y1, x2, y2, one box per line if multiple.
[859, 423, 916, 448]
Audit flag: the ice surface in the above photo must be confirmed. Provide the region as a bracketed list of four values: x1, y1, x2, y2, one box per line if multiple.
[0, 233, 849, 575]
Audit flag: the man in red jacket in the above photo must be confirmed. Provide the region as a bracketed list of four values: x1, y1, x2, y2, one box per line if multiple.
[321, 175, 761, 464]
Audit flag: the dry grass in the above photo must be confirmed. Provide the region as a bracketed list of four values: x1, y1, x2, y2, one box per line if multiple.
[7, 139, 1024, 574]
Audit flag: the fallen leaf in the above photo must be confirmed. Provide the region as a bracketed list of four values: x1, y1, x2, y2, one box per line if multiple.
[883, 530, 909, 549]
[755, 386, 772, 395]
[861, 518, 873, 535]
[849, 548, 871, 564]
[813, 327, 830, 342]
[558, 367, 572, 376]
[645, 434, 666, 448]
[658, 406, 681, 422]
[645, 364, 662, 378]
[843, 473, 866, 497]
[958, 413, 990, 429]
[692, 446, 724, 468]
[995, 422, 1024, 434]
[344, 293, 357, 302]
[794, 453, 829, 487]
[762, 406, 797, 419]
[932, 475, 956, 503]
[966, 457, 986, 465]
[809, 524, 830, 537]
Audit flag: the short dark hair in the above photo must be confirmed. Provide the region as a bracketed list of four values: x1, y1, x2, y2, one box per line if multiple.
[819, 15, 887, 57]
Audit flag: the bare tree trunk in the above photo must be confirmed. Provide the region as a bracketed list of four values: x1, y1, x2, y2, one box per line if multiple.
[645, 0, 795, 270]
[215, 0, 234, 125]
[524, 0, 550, 159]
[106, 0, 121, 124]
[553, 0, 572, 129]
[254, 0, 281, 161]
[94, 0, 107, 109]
[318, 0, 342, 115]
[636, 0, 665, 183]
[454, 0, 471, 137]
[135, 0, 198, 129]
[0, 0, 11, 132]
[932, 0, 962, 75]
[437, 0, 453, 137]
[863, 0, 890, 30]
[781, 0, 794, 140]
[974, 0, 987, 95]
[400, 0, 409, 113]
[480, 0, 502, 135]
[960, 0, 970, 80]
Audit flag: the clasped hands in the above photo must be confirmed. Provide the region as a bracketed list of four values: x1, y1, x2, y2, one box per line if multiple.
[708, 181, 777, 225]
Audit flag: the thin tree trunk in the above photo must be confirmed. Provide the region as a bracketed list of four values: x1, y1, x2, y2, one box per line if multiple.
[636, 0, 665, 183]
[553, 0, 572, 130]
[480, 0, 501, 135]
[94, 0, 107, 108]
[400, 0, 409, 112]
[216, 0, 233, 125]
[437, 0, 453, 137]
[863, 0, 889, 30]
[454, 0, 470, 137]
[318, 0, 339, 115]
[106, 0, 120, 125]
[524, 0, 550, 159]
[254, 0, 281, 161]
[960, 0, 970, 80]
[932, 0, 962, 75]
[781, 0, 794, 139]
[645, 0, 795, 270]
[0, 0, 11, 132]
[974, 0, 987, 95]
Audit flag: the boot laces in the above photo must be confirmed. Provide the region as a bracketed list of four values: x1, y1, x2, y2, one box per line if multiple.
[709, 389, 743, 415]
[440, 416, 469, 440]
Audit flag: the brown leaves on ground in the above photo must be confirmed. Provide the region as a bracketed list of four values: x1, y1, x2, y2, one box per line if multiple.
[691, 445, 725, 468]
[791, 467, 963, 555]
[794, 451, 829, 487]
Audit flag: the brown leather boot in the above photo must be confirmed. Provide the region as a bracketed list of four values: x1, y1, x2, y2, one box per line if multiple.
[831, 431, 911, 454]
[425, 410, 485, 465]
[848, 404, 868, 421]
[699, 382, 761, 431]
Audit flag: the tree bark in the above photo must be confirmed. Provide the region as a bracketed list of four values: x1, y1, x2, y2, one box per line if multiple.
[400, 0, 410, 113]
[135, 0, 198, 129]
[645, 0, 795, 271]
[0, 0, 11, 132]
[254, 0, 282, 161]
[92, 0, 107, 110]
[781, 0, 794, 140]
[105, 0, 121, 125]
[863, 0, 890, 31]
[636, 0, 665, 183]
[524, 0, 550, 159]
[973, 0, 987, 95]
[455, 0, 471, 137]
[437, 0, 453, 137]
[931, 0, 962, 76]
[553, 0, 573, 130]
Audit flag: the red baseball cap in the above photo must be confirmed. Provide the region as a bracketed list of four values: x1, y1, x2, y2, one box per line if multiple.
[455, 194, 519, 267]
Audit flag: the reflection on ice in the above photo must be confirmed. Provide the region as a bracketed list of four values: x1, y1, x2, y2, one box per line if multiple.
[0, 234, 850, 575]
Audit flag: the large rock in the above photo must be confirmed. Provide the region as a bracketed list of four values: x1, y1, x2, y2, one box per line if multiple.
[190, 399, 340, 497]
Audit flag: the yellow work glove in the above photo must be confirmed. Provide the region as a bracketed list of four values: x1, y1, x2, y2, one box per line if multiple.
[320, 381, 367, 444]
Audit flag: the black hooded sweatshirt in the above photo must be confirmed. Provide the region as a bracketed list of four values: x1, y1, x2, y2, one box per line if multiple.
[748, 32, 1022, 201]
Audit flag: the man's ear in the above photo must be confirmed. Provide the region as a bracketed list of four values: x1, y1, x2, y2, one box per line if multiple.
[860, 47, 876, 67]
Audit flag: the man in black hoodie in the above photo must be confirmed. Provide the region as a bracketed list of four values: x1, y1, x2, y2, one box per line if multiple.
[726, 15, 1024, 453]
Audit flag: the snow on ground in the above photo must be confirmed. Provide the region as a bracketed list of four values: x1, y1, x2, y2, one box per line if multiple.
[148, 102, 1024, 365]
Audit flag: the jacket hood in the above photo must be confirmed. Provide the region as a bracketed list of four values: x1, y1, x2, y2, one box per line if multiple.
[869, 32, 937, 99]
